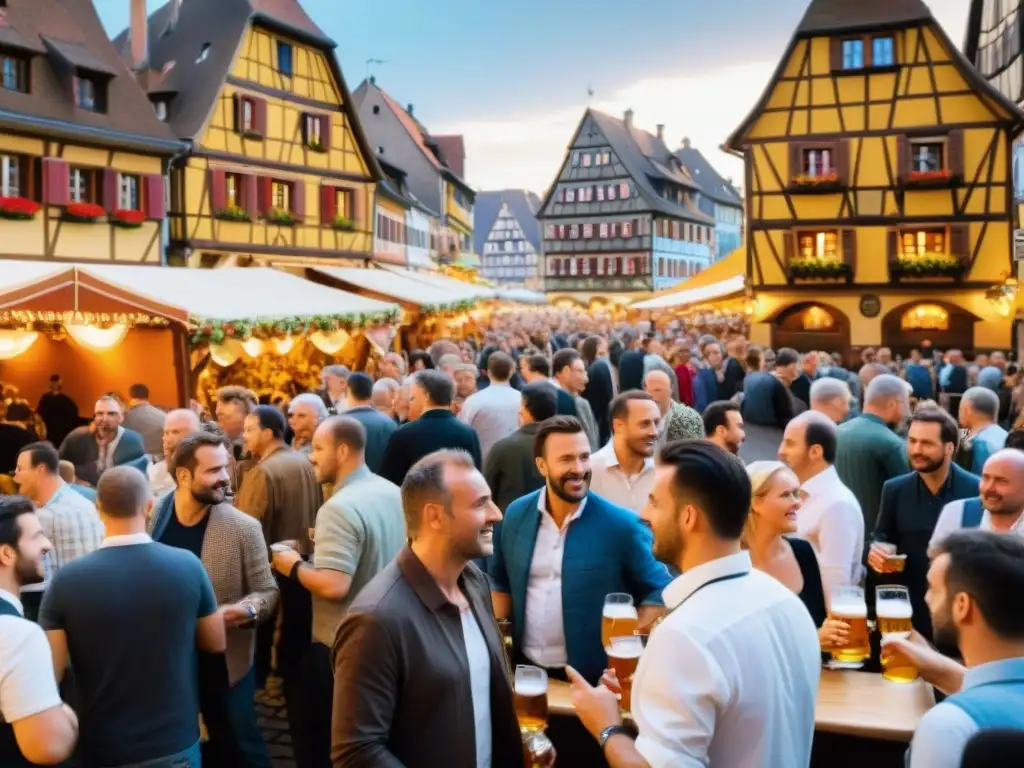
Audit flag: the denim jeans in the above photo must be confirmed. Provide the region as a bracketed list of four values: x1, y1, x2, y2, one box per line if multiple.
[113, 741, 201, 768]
[202, 668, 272, 768]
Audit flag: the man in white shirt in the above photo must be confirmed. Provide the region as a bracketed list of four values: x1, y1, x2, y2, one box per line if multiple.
[458, 351, 522, 461]
[590, 392, 661, 514]
[778, 411, 864, 594]
[0, 495, 78, 766]
[929, 449, 1024, 553]
[147, 408, 201, 496]
[569, 440, 820, 768]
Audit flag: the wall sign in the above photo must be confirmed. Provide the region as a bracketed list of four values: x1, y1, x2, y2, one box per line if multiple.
[860, 294, 881, 318]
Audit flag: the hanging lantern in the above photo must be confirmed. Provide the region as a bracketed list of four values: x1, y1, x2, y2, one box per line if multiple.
[273, 336, 295, 355]
[241, 337, 264, 358]
[0, 330, 39, 360]
[209, 340, 242, 367]
[65, 324, 129, 352]
[309, 329, 350, 355]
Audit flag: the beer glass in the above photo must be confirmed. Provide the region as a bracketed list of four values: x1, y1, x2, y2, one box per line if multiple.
[521, 730, 553, 768]
[875, 542, 907, 574]
[514, 665, 549, 734]
[827, 586, 870, 668]
[602, 593, 638, 649]
[877, 586, 918, 683]
[607, 634, 644, 716]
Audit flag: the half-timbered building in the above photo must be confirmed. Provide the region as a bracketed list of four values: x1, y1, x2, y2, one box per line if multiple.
[117, 0, 380, 268]
[0, 0, 182, 264]
[726, 0, 1024, 360]
[474, 190, 543, 290]
[538, 109, 715, 305]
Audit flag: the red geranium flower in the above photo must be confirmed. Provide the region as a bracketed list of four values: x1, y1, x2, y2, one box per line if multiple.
[65, 202, 106, 219]
[113, 209, 146, 224]
[0, 196, 41, 217]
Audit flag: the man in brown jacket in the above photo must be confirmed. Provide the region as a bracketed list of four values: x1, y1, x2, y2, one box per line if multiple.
[150, 431, 278, 767]
[235, 405, 321, 689]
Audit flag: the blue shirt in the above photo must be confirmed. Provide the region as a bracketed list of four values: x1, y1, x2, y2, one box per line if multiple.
[909, 657, 1024, 768]
[39, 537, 217, 766]
[904, 363, 933, 399]
[970, 423, 1008, 475]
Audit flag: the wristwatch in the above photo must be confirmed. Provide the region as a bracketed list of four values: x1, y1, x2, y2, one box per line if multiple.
[598, 724, 634, 752]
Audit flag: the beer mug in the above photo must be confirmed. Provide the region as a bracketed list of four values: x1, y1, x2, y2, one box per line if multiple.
[877, 586, 918, 683]
[827, 586, 870, 669]
[521, 728, 553, 768]
[602, 593, 638, 649]
[875, 542, 907, 574]
[606, 634, 644, 716]
[514, 665, 549, 734]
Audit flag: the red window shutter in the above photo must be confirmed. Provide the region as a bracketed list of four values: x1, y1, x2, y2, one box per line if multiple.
[144, 174, 165, 219]
[102, 168, 119, 212]
[783, 231, 795, 262]
[950, 223, 970, 260]
[233, 94, 244, 133]
[209, 169, 226, 212]
[256, 176, 272, 216]
[254, 98, 268, 136]
[290, 179, 305, 219]
[789, 142, 802, 181]
[320, 115, 332, 151]
[616, 256, 623, 274]
[829, 38, 843, 71]
[887, 228, 900, 267]
[836, 139, 850, 186]
[352, 187, 366, 228]
[242, 173, 257, 216]
[947, 129, 964, 179]
[42, 158, 69, 206]
[320, 185, 336, 223]
[842, 229, 857, 273]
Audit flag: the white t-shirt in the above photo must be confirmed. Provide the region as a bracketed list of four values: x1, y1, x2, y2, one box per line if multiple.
[0, 590, 63, 725]
[461, 607, 492, 768]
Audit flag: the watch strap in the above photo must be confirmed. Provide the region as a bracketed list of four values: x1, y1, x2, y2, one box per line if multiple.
[598, 724, 633, 751]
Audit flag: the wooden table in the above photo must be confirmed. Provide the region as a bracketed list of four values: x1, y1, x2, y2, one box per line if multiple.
[548, 669, 934, 742]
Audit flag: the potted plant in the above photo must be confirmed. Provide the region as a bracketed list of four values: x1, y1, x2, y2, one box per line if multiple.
[0, 196, 41, 220]
[111, 209, 146, 229]
[790, 171, 841, 191]
[308, 138, 325, 153]
[63, 202, 106, 223]
[905, 168, 955, 188]
[894, 255, 963, 277]
[214, 205, 251, 222]
[266, 208, 297, 225]
[789, 256, 849, 279]
[332, 214, 354, 231]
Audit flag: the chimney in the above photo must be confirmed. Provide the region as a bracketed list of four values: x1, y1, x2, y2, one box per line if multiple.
[407, 104, 415, 117]
[656, 124, 665, 142]
[130, 0, 148, 71]
[623, 108, 634, 128]
[681, 136, 691, 149]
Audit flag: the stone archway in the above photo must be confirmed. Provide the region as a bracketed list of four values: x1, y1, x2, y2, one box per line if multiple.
[770, 301, 852, 365]
[881, 300, 978, 357]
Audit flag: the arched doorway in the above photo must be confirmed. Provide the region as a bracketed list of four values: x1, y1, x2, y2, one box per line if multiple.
[881, 301, 977, 357]
[771, 302, 852, 364]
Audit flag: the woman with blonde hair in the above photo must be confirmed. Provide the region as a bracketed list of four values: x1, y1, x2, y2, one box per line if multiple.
[745, 460, 849, 651]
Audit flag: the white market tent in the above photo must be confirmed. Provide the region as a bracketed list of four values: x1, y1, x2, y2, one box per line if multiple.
[379, 264, 497, 301]
[310, 266, 485, 310]
[631, 275, 746, 310]
[496, 287, 547, 304]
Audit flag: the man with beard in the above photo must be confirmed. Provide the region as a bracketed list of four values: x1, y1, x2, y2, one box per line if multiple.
[870, 409, 978, 640]
[568, 440, 820, 768]
[58, 395, 147, 486]
[882, 532, 1024, 768]
[39, 468, 225, 768]
[703, 401, 745, 456]
[590, 392, 662, 514]
[490, 416, 670, 766]
[0, 495, 78, 766]
[332, 450, 526, 768]
[272, 416, 404, 768]
[929, 449, 1024, 551]
[149, 432, 278, 767]
[836, 374, 911, 535]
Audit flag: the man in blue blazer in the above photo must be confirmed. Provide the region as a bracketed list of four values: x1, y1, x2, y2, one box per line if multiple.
[489, 415, 670, 764]
[58, 395, 146, 487]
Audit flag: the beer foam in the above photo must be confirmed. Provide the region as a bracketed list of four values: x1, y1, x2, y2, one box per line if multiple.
[876, 599, 913, 620]
[829, 598, 867, 618]
[607, 644, 644, 660]
[602, 603, 639, 620]
[515, 680, 548, 697]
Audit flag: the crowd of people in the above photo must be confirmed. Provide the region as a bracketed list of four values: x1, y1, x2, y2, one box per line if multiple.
[2, 317, 1024, 768]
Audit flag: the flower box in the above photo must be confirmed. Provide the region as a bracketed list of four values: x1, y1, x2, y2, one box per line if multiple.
[111, 209, 145, 229]
[308, 139, 325, 153]
[214, 206, 251, 223]
[266, 208, 297, 226]
[63, 202, 106, 223]
[904, 169, 956, 188]
[789, 173, 842, 193]
[789, 258, 850, 279]
[332, 215, 355, 231]
[892, 256, 964, 278]
[0, 196, 41, 220]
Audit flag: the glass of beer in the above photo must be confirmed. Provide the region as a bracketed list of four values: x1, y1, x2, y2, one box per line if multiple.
[607, 634, 644, 716]
[875, 542, 907, 574]
[827, 586, 870, 669]
[514, 665, 549, 734]
[602, 593, 638, 649]
[877, 586, 918, 683]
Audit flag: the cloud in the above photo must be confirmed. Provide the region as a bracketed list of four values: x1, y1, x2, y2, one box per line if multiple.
[433, 0, 969, 197]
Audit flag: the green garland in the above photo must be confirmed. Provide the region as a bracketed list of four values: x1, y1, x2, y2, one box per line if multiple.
[789, 257, 849, 278]
[419, 299, 477, 314]
[894, 256, 962, 276]
[189, 310, 401, 346]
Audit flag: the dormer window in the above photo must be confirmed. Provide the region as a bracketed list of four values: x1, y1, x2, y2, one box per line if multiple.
[872, 37, 894, 67]
[154, 100, 168, 121]
[1, 53, 27, 93]
[75, 75, 103, 112]
[277, 41, 293, 77]
[842, 40, 864, 70]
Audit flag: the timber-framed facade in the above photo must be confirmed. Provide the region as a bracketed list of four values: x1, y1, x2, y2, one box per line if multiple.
[726, 0, 1024, 361]
[119, 0, 380, 269]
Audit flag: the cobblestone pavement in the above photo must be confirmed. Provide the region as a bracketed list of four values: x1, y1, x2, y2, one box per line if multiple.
[256, 677, 295, 768]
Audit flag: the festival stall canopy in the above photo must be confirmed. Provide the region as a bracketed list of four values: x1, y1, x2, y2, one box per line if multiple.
[310, 266, 486, 312]
[495, 287, 547, 305]
[631, 246, 746, 310]
[379, 265, 497, 301]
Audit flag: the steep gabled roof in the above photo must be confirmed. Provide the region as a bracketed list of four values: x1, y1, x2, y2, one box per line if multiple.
[796, 0, 932, 36]
[675, 141, 743, 208]
[0, 0, 181, 153]
[433, 135, 465, 179]
[472, 189, 542, 255]
[726, 1, 1024, 151]
[115, 0, 380, 180]
[963, 0, 985, 64]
